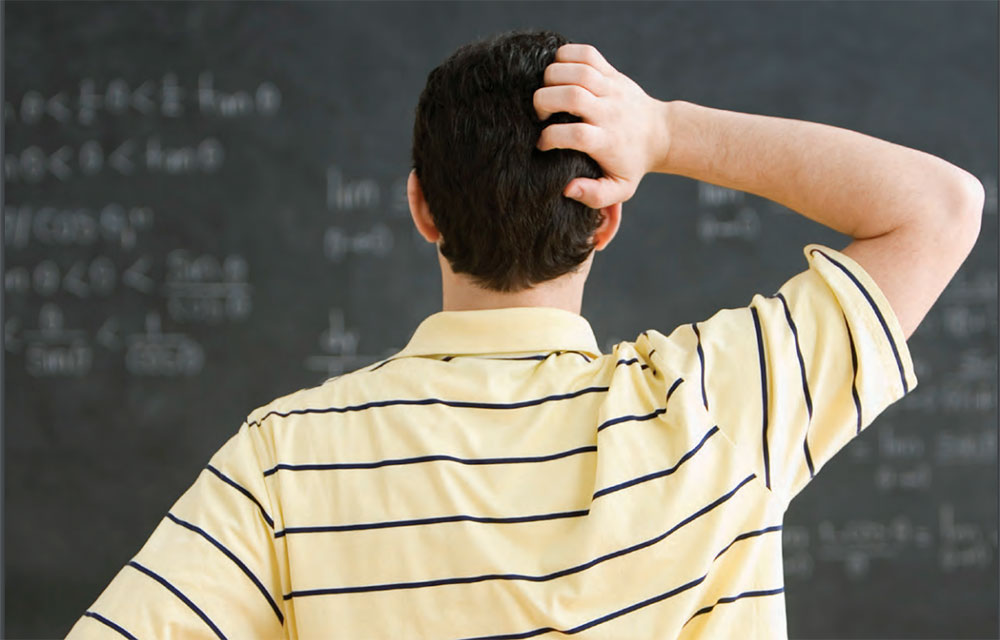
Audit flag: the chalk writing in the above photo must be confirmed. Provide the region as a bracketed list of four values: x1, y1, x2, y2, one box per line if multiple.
[21, 304, 93, 377]
[304, 308, 393, 378]
[4, 203, 154, 250]
[874, 463, 933, 492]
[878, 425, 925, 460]
[816, 516, 934, 579]
[5, 73, 281, 124]
[4, 138, 224, 182]
[696, 207, 760, 243]
[327, 166, 381, 211]
[165, 252, 252, 324]
[324, 224, 393, 261]
[697, 181, 744, 207]
[939, 504, 996, 572]
[5, 257, 118, 298]
[124, 312, 205, 376]
[936, 428, 998, 465]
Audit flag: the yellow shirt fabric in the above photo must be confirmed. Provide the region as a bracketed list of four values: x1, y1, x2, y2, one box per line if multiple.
[67, 244, 917, 640]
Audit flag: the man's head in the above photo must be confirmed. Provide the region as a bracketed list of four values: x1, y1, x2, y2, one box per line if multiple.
[410, 30, 619, 293]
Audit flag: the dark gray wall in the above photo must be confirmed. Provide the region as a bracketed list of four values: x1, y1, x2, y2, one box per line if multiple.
[4, 2, 997, 638]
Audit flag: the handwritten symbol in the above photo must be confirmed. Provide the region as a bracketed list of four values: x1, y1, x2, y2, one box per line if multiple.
[123, 255, 154, 293]
[109, 140, 135, 174]
[46, 93, 70, 122]
[48, 146, 72, 180]
[96, 317, 121, 350]
[131, 81, 155, 114]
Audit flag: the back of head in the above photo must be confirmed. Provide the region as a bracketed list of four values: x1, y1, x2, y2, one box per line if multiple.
[412, 30, 604, 292]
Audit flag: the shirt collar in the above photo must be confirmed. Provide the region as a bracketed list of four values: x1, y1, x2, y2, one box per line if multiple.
[394, 307, 602, 359]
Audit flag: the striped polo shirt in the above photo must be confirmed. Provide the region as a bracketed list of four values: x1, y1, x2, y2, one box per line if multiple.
[68, 243, 916, 640]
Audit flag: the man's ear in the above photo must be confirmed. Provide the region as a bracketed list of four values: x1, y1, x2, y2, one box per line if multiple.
[592, 202, 622, 251]
[407, 170, 441, 244]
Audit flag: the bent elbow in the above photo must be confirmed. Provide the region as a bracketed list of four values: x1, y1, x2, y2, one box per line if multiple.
[953, 171, 985, 255]
[930, 168, 984, 263]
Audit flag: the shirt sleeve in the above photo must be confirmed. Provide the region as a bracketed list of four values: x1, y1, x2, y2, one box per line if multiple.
[662, 244, 918, 507]
[64, 421, 287, 640]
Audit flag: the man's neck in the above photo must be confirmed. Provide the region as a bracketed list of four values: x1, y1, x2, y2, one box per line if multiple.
[437, 251, 590, 315]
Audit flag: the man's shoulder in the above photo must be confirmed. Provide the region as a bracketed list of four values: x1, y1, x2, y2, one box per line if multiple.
[244, 360, 387, 430]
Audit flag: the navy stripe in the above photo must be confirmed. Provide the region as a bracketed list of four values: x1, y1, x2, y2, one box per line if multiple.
[471, 351, 595, 363]
[372, 351, 597, 367]
[128, 560, 228, 640]
[275, 508, 590, 537]
[263, 445, 598, 477]
[665, 377, 684, 403]
[205, 464, 274, 528]
[774, 293, 813, 419]
[596, 408, 665, 433]
[751, 307, 771, 490]
[82, 611, 138, 640]
[284, 473, 756, 599]
[368, 357, 397, 371]
[685, 587, 786, 625]
[165, 513, 284, 624]
[803, 436, 816, 479]
[594, 378, 682, 433]
[811, 248, 909, 394]
[615, 357, 649, 370]
[494, 351, 593, 362]
[248, 385, 609, 429]
[713, 524, 783, 560]
[844, 314, 863, 434]
[691, 323, 708, 409]
[592, 425, 719, 500]
[775, 293, 816, 478]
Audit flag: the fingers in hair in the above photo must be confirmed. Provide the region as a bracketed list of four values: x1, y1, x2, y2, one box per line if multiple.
[533, 85, 603, 122]
[536, 122, 604, 155]
[542, 62, 610, 96]
[554, 44, 617, 76]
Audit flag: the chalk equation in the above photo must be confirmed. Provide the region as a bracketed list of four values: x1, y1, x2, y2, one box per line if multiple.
[303, 308, 397, 379]
[124, 312, 205, 377]
[5, 203, 154, 250]
[5, 138, 225, 182]
[5, 73, 281, 125]
[783, 502, 998, 582]
[326, 165, 409, 216]
[696, 181, 760, 243]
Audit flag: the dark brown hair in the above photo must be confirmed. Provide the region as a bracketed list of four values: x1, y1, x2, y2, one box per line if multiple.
[412, 30, 603, 292]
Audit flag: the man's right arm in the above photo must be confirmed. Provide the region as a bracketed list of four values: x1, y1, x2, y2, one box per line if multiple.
[659, 99, 983, 339]
[534, 44, 985, 339]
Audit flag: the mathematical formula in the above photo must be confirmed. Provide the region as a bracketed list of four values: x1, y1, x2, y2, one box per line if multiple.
[5, 73, 281, 125]
[783, 503, 997, 580]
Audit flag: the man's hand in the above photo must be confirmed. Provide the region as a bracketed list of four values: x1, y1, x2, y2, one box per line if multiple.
[534, 44, 670, 209]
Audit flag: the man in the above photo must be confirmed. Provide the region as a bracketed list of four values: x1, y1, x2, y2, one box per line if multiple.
[68, 30, 982, 639]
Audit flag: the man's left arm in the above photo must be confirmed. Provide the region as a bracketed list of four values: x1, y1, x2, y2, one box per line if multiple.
[65, 422, 287, 639]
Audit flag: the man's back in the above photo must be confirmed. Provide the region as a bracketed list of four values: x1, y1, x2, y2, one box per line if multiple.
[69, 245, 914, 639]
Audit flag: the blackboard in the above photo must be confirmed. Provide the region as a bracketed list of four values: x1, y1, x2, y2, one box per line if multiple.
[3, 2, 997, 638]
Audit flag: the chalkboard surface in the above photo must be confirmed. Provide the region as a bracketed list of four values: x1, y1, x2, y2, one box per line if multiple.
[4, 2, 997, 638]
